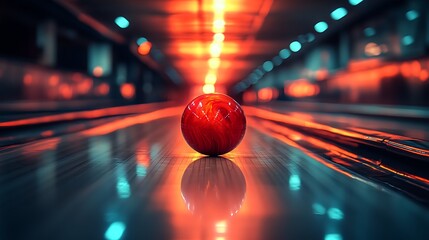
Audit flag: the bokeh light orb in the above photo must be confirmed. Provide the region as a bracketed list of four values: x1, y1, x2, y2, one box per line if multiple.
[181, 93, 246, 156]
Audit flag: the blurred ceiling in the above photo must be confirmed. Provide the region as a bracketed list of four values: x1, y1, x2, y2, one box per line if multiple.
[57, 0, 389, 87]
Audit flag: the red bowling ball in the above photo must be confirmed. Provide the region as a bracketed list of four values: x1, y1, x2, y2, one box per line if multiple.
[181, 93, 246, 156]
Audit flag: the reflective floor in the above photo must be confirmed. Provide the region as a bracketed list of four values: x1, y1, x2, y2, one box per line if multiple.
[1, 105, 429, 240]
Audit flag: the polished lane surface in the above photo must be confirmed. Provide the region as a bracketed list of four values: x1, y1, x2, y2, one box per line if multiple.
[1, 110, 429, 239]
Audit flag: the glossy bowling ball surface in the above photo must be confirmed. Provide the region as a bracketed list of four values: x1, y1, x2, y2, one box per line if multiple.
[181, 93, 246, 156]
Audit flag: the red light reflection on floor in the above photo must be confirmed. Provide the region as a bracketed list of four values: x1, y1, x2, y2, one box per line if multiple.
[0, 103, 175, 127]
[244, 106, 368, 140]
[150, 118, 289, 240]
[245, 108, 429, 187]
[81, 107, 182, 136]
[21, 138, 60, 155]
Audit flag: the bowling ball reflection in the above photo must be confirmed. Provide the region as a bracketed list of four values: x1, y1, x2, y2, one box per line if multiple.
[181, 157, 246, 220]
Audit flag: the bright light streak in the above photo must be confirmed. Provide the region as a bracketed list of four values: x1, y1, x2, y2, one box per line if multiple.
[210, 43, 222, 57]
[215, 221, 227, 233]
[208, 58, 221, 69]
[205, 72, 217, 84]
[213, 19, 225, 33]
[314, 21, 328, 33]
[213, 0, 226, 11]
[348, 0, 363, 6]
[406, 10, 419, 21]
[328, 208, 344, 220]
[325, 234, 343, 240]
[114, 16, 129, 29]
[203, 84, 215, 93]
[213, 33, 225, 42]
[289, 174, 301, 191]
[205, 0, 225, 87]
[331, 7, 348, 20]
[105, 222, 126, 240]
[289, 41, 302, 52]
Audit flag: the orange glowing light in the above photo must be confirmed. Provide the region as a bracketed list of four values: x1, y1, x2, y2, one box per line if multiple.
[213, 12, 224, 21]
[59, 84, 73, 99]
[213, 0, 226, 11]
[0, 102, 176, 128]
[258, 88, 272, 102]
[420, 69, 429, 82]
[120, 83, 135, 99]
[315, 69, 329, 81]
[364, 42, 382, 56]
[381, 65, 399, 77]
[41, 130, 54, 137]
[243, 91, 257, 104]
[203, 84, 215, 93]
[77, 79, 93, 94]
[176, 42, 205, 56]
[208, 58, 221, 69]
[205, 72, 217, 84]
[215, 221, 227, 234]
[410, 60, 421, 77]
[21, 138, 60, 154]
[136, 153, 150, 168]
[213, 33, 225, 42]
[213, 19, 225, 33]
[49, 75, 60, 86]
[92, 66, 103, 77]
[285, 79, 320, 98]
[97, 83, 110, 96]
[23, 74, 33, 85]
[81, 107, 182, 136]
[72, 73, 83, 82]
[210, 43, 222, 57]
[401, 62, 412, 77]
[138, 41, 152, 55]
[349, 59, 381, 71]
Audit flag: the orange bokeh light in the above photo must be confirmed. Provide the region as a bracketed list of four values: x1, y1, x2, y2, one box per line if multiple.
[49, 75, 60, 86]
[203, 84, 215, 93]
[258, 87, 278, 102]
[205, 72, 217, 84]
[59, 84, 73, 99]
[212, 19, 225, 33]
[285, 80, 320, 98]
[213, 33, 225, 42]
[77, 78, 93, 94]
[315, 69, 329, 81]
[213, 0, 226, 11]
[120, 83, 135, 99]
[93, 66, 104, 77]
[210, 43, 222, 57]
[243, 91, 257, 104]
[208, 58, 221, 69]
[138, 41, 152, 55]
[420, 70, 429, 82]
[97, 83, 110, 96]
[23, 74, 33, 85]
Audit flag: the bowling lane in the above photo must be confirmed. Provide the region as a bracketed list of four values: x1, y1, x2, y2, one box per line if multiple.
[257, 103, 429, 140]
[1, 111, 429, 239]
